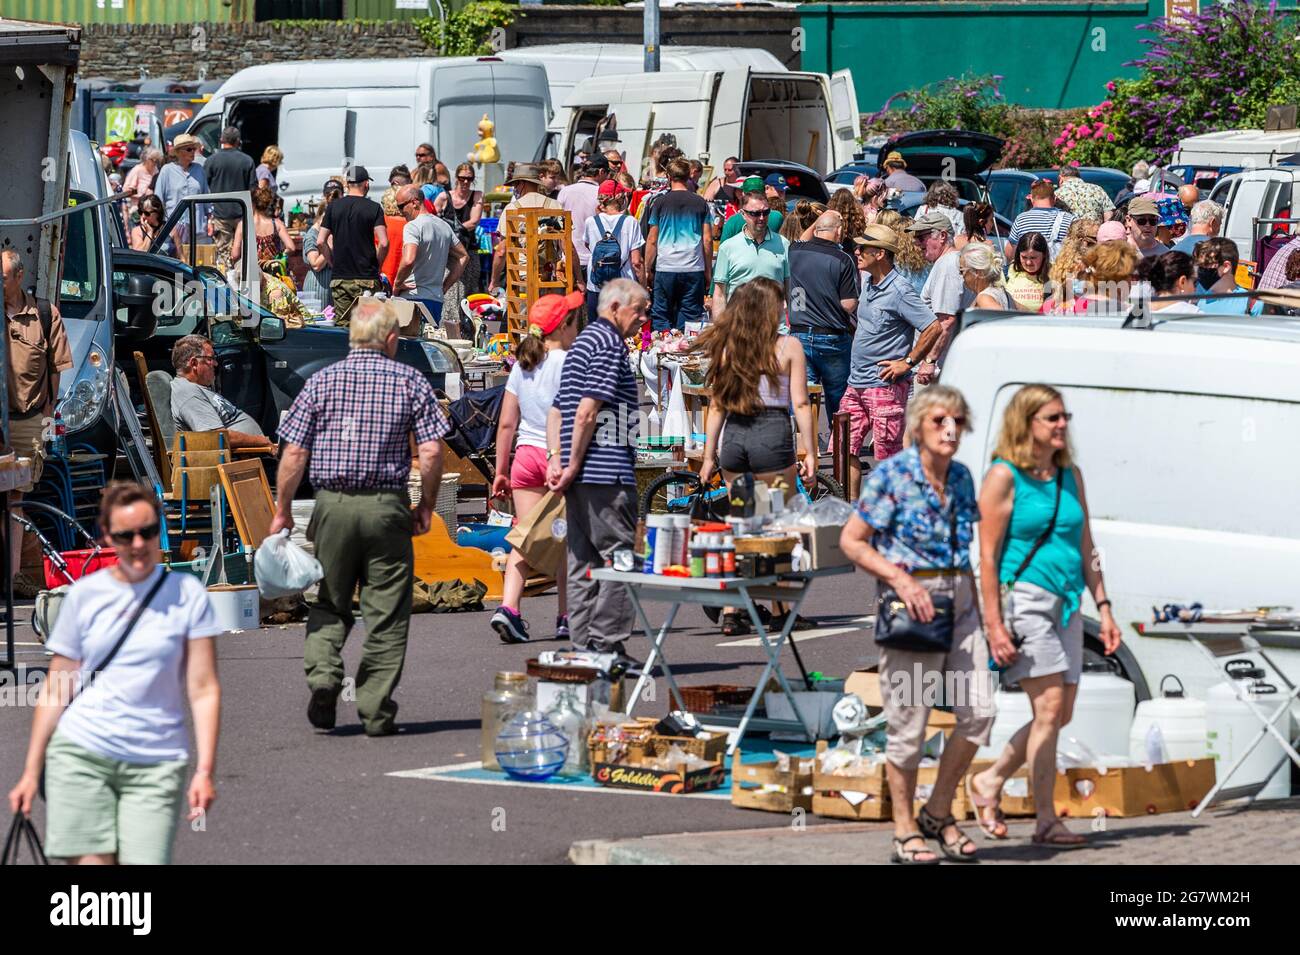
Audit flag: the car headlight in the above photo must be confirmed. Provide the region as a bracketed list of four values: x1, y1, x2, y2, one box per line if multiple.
[57, 346, 110, 432]
[419, 340, 459, 375]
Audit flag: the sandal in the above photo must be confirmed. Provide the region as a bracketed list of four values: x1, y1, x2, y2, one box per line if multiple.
[720, 612, 751, 637]
[769, 611, 815, 632]
[1032, 818, 1088, 849]
[965, 774, 1010, 840]
[891, 834, 939, 865]
[917, 805, 978, 863]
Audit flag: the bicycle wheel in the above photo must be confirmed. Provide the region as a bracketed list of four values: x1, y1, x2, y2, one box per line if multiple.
[640, 471, 703, 519]
[812, 472, 845, 502]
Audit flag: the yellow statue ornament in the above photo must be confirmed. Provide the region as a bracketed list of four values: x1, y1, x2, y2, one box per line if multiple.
[469, 114, 500, 164]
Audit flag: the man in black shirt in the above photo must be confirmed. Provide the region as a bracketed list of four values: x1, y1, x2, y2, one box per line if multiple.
[786, 210, 860, 419]
[202, 127, 257, 270]
[316, 165, 387, 327]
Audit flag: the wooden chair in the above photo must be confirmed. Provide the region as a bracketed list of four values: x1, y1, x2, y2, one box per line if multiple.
[217, 458, 275, 552]
[134, 350, 174, 478]
[166, 434, 232, 551]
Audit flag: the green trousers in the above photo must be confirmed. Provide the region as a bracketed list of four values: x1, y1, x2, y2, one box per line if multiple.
[304, 489, 414, 734]
[329, 278, 378, 327]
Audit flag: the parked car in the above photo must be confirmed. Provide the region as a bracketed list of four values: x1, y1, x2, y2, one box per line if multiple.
[872, 129, 1005, 203]
[946, 309, 1300, 701]
[736, 160, 830, 205]
[987, 167, 1129, 223]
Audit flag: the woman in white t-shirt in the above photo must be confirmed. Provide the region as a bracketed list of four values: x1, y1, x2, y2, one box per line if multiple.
[489, 292, 582, 644]
[8, 483, 221, 864]
[582, 180, 645, 323]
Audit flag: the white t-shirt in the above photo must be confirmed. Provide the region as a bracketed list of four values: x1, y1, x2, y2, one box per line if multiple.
[47, 567, 220, 763]
[505, 348, 567, 448]
[582, 212, 645, 291]
[921, 248, 965, 316]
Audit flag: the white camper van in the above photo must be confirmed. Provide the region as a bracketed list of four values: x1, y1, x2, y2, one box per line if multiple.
[1207, 167, 1300, 266]
[187, 57, 551, 207]
[496, 43, 788, 150]
[1174, 128, 1300, 170]
[944, 311, 1300, 702]
[559, 67, 860, 176]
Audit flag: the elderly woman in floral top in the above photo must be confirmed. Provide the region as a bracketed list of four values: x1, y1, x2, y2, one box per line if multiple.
[840, 384, 995, 865]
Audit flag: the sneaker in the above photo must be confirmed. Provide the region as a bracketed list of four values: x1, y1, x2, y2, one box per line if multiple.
[491, 607, 530, 644]
[307, 686, 340, 730]
[555, 615, 570, 641]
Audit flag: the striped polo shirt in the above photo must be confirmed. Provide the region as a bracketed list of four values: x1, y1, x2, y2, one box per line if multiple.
[1007, 207, 1075, 247]
[553, 316, 638, 485]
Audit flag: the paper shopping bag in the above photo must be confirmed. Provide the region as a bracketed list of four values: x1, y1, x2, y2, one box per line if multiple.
[504, 490, 567, 577]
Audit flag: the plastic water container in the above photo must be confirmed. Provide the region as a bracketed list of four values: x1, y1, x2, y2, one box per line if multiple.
[975, 685, 1033, 761]
[1128, 675, 1209, 763]
[1206, 659, 1291, 800]
[1062, 662, 1136, 757]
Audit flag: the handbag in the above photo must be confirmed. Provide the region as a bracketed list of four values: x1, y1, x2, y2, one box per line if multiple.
[1, 811, 48, 865]
[504, 490, 567, 578]
[874, 510, 960, 653]
[39, 571, 168, 800]
[999, 468, 1064, 641]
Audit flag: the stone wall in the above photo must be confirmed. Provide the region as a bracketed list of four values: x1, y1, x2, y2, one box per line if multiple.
[80, 21, 430, 82]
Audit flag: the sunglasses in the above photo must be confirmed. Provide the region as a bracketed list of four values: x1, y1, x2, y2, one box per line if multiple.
[929, 415, 967, 428]
[398, 198, 420, 208]
[108, 522, 161, 546]
[456, 175, 474, 182]
[1036, 411, 1073, 424]
[416, 153, 433, 160]
[742, 208, 768, 219]
[1130, 216, 1159, 227]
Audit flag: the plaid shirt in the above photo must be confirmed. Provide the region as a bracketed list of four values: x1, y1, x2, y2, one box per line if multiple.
[279, 349, 448, 491]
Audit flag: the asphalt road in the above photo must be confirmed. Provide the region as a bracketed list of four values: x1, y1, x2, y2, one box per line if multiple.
[0, 571, 880, 864]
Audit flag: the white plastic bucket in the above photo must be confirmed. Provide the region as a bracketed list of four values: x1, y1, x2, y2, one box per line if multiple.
[207, 584, 260, 632]
[1206, 659, 1291, 800]
[1128, 674, 1208, 763]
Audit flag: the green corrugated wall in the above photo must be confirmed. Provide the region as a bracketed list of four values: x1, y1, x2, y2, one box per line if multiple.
[1, 0, 250, 23]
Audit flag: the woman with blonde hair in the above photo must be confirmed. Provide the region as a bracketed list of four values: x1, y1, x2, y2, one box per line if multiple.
[958, 243, 1011, 309]
[1047, 240, 1138, 315]
[256, 145, 283, 191]
[853, 176, 889, 224]
[840, 384, 992, 864]
[969, 384, 1122, 848]
[695, 277, 816, 635]
[1046, 218, 1099, 307]
[876, 210, 929, 293]
[782, 199, 823, 243]
[828, 189, 867, 253]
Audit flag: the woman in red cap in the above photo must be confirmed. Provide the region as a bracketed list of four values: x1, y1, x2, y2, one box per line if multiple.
[489, 291, 583, 643]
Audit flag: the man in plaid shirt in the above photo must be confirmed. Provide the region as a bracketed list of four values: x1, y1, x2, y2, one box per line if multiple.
[270, 299, 448, 737]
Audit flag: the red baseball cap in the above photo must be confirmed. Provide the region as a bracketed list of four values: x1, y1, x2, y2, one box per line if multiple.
[597, 178, 630, 198]
[528, 290, 585, 335]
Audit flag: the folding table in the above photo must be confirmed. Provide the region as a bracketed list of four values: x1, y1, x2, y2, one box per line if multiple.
[1136, 620, 1300, 816]
[589, 565, 855, 755]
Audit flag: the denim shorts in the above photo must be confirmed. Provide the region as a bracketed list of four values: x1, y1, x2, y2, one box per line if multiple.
[718, 408, 795, 474]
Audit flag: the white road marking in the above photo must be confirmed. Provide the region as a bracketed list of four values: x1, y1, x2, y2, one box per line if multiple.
[387, 762, 729, 799]
[717, 616, 873, 648]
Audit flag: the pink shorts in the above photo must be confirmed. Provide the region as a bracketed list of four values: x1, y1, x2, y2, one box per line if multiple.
[510, 444, 550, 489]
[842, 381, 909, 460]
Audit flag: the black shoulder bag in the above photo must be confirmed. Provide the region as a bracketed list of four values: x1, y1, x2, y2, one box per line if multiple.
[39, 571, 168, 799]
[1, 810, 47, 865]
[874, 509, 959, 653]
[1000, 468, 1063, 641]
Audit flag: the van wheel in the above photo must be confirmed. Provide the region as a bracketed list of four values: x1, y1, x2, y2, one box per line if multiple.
[1082, 617, 1151, 702]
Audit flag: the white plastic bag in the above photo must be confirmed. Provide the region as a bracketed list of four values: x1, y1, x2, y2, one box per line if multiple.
[254, 528, 324, 599]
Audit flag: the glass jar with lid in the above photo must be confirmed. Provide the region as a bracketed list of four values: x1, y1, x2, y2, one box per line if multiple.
[481, 671, 533, 771]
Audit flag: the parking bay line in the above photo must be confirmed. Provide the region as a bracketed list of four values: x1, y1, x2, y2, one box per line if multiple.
[716, 616, 872, 648]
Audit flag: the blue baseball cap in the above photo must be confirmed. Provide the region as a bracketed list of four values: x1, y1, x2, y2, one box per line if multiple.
[764, 173, 788, 191]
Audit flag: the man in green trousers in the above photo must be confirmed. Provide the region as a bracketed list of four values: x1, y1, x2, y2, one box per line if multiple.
[270, 298, 447, 736]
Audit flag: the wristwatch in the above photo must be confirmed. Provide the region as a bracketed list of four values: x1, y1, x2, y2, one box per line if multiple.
[903, 355, 917, 367]
[546, 448, 561, 460]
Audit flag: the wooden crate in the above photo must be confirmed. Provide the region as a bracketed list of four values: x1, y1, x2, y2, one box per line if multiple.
[812, 743, 971, 821]
[731, 749, 815, 813]
[503, 206, 576, 347]
[649, 731, 729, 763]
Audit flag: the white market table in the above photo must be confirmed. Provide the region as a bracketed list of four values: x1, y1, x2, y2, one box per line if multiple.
[589, 565, 855, 754]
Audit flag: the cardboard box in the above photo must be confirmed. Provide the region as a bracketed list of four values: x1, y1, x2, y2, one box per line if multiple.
[843, 666, 958, 735]
[1053, 759, 1216, 818]
[793, 524, 852, 570]
[764, 688, 843, 741]
[813, 790, 892, 820]
[387, 297, 435, 336]
[592, 760, 726, 794]
[730, 749, 816, 813]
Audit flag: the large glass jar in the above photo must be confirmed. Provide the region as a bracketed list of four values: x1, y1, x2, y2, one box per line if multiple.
[481, 672, 533, 771]
[545, 684, 591, 778]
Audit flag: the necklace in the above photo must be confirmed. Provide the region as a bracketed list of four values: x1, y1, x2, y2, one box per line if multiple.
[1029, 462, 1057, 480]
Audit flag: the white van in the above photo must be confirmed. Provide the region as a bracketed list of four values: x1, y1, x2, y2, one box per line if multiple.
[496, 43, 787, 150]
[944, 311, 1300, 701]
[187, 57, 551, 208]
[1207, 167, 1300, 265]
[1175, 128, 1300, 169]
[558, 66, 859, 176]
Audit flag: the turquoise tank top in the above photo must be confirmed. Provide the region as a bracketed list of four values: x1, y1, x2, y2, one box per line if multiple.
[994, 459, 1086, 625]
